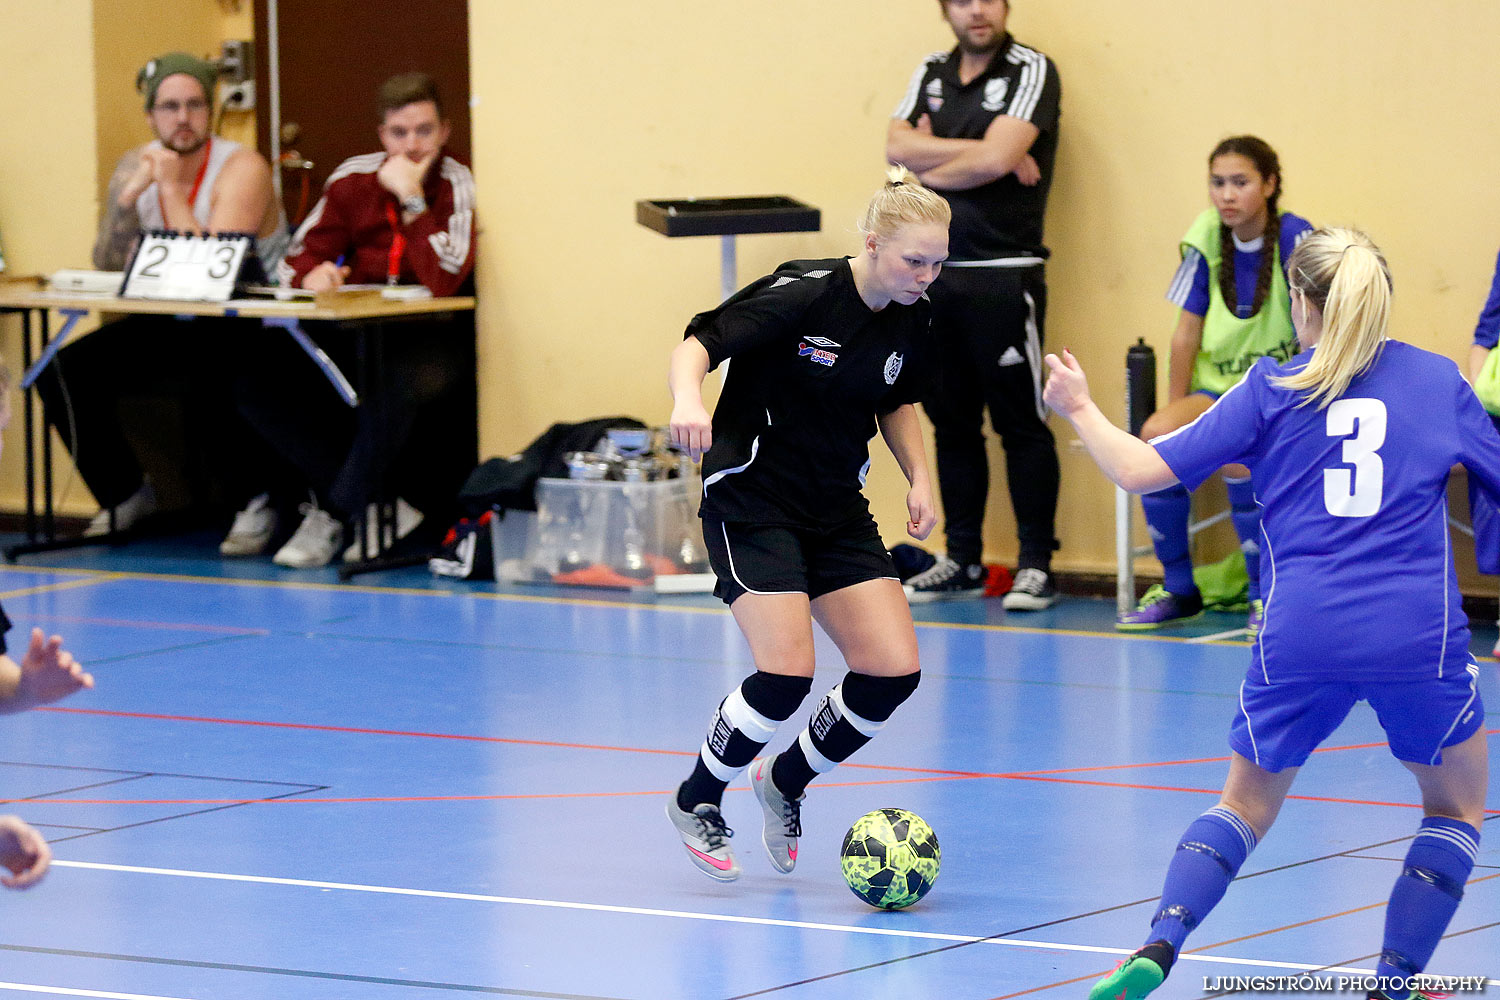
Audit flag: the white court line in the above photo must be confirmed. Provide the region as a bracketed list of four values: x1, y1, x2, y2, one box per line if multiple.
[50, 860, 1499, 983]
[1190, 627, 1250, 643]
[0, 984, 197, 1000]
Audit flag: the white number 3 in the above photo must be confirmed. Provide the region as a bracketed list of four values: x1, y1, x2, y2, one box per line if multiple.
[1324, 398, 1386, 517]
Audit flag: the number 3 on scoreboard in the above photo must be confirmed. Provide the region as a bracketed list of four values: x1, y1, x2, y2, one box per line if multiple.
[1324, 397, 1386, 517]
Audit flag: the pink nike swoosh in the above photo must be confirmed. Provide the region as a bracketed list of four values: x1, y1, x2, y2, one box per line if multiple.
[687, 845, 734, 871]
[788, 845, 798, 860]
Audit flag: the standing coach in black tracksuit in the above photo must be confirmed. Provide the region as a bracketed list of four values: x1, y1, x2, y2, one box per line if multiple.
[887, 0, 1062, 609]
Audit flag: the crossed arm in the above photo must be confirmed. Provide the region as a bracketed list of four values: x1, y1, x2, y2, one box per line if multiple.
[885, 113, 1041, 191]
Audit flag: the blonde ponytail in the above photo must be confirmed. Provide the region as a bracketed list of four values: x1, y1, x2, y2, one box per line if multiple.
[1272, 228, 1392, 408]
[859, 165, 951, 244]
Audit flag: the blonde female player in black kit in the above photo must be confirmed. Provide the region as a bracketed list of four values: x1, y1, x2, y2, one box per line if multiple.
[664, 167, 950, 881]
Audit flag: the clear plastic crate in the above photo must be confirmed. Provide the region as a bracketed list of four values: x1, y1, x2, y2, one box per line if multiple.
[524, 476, 709, 588]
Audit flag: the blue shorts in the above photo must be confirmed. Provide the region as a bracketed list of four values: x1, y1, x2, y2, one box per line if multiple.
[1229, 660, 1484, 773]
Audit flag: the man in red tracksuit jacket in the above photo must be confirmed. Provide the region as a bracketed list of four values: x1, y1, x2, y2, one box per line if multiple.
[230, 72, 478, 568]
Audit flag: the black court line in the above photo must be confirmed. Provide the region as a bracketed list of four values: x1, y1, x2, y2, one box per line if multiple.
[0, 942, 632, 999]
[1346, 853, 1500, 870]
[1, 758, 330, 842]
[720, 814, 1496, 996]
[87, 631, 265, 666]
[23, 774, 153, 799]
[1, 759, 327, 791]
[45, 784, 332, 843]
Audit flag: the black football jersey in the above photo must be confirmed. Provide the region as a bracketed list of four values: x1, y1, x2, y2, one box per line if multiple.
[686, 258, 933, 528]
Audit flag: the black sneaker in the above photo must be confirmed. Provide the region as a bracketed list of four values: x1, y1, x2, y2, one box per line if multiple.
[1002, 568, 1057, 611]
[903, 556, 985, 603]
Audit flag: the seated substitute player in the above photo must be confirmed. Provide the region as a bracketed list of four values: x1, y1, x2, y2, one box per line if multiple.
[231, 71, 477, 568]
[664, 167, 948, 881]
[1121, 136, 1311, 635]
[1043, 229, 1492, 1000]
[35, 52, 289, 541]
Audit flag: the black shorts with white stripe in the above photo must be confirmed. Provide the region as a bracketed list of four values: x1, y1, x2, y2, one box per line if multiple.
[702, 515, 899, 606]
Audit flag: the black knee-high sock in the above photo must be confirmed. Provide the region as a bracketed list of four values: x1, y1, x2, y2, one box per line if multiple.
[677, 671, 812, 810]
[771, 671, 921, 799]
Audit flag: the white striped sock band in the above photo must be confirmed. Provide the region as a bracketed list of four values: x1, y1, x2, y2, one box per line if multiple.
[1205, 806, 1258, 856]
[1417, 822, 1480, 861]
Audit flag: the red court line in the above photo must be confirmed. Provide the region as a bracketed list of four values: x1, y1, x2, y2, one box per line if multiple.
[31, 708, 1498, 810]
[46, 707, 1486, 779]
[0, 775, 978, 806]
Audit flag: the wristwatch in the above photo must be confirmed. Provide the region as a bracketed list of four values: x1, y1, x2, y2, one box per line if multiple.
[401, 194, 428, 216]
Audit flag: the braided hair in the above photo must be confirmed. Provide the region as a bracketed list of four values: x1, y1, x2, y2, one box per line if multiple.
[1210, 136, 1282, 318]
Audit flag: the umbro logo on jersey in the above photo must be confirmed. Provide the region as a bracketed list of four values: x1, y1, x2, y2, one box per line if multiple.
[799, 342, 838, 367]
[998, 347, 1026, 366]
[884, 352, 904, 385]
[803, 336, 841, 348]
[982, 78, 1010, 112]
[925, 77, 943, 112]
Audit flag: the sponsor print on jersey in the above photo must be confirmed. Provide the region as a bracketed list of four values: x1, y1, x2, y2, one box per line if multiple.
[799, 342, 839, 367]
[1210, 336, 1300, 379]
[925, 77, 944, 112]
[884, 351, 904, 385]
[982, 77, 1009, 112]
[804, 336, 841, 348]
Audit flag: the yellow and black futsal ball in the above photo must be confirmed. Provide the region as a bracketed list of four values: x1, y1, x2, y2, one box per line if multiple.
[839, 808, 940, 909]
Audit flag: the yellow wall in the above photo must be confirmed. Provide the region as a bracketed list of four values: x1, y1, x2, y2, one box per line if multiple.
[470, 0, 1500, 577]
[0, 0, 98, 508]
[0, 0, 254, 512]
[5, 2, 1500, 577]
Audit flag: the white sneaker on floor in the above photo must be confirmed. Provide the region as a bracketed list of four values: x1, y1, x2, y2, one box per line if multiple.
[84, 481, 158, 537]
[665, 797, 741, 882]
[1002, 568, 1058, 611]
[342, 497, 423, 562]
[273, 504, 344, 568]
[1492, 620, 1499, 659]
[219, 493, 278, 556]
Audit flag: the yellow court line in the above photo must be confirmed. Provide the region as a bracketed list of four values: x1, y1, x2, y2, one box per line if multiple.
[0, 573, 125, 600]
[0, 562, 1256, 641]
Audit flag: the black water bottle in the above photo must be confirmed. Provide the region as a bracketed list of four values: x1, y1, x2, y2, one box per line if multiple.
[1126, 338, 1156, 437]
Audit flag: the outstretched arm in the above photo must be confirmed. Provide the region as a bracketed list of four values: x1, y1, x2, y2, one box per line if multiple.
[668, 336, 714, 460]
[0, 816, 51, 889]
[0, 628, 93, 715]
[877, 404, 936, 540]
[1043, 350, 1178, 494]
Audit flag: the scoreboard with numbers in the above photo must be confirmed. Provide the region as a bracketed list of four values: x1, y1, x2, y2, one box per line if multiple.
[120, 231, 252, 301]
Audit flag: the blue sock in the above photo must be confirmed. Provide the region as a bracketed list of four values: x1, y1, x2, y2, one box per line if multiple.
[1224, 476, 1262, 603]
[1142, 484, 1197, 596]
[1146, 806, 1259, 951]
[1375, 818, 1480, 989]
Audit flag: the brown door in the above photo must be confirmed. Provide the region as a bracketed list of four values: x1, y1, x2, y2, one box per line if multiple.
[254, 0, 471, 229]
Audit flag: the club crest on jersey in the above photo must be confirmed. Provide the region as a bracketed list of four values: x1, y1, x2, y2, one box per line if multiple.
[982, 78, 1009, 112]
[925, 77, 944, 112]
[884, 351, 904, 385]
[799, 342, 838, 367]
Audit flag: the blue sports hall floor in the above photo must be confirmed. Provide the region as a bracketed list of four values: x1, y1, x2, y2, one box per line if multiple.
[0, 528, 1494, 999]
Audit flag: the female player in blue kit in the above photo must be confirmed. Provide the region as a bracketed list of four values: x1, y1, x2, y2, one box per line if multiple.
[662, 167, 949, 881]
[1122, 136, 1312, 634]
[1044, 228, 1493, 1000]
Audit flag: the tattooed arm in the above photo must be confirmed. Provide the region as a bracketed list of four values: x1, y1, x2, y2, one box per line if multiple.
[93, 148, 152, 270]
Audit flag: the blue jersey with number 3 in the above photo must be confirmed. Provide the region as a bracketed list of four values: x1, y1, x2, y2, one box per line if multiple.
[1153, 341, 1500, 683]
